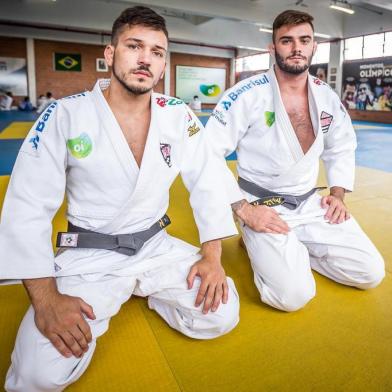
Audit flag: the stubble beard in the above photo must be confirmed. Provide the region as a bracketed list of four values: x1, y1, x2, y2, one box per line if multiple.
[275, 50, 312, 75]
[112, 56, 155, 95]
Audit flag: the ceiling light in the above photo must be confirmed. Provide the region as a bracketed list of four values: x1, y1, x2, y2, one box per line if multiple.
[330, 1, 355, 14]
[259, 27, 273, 33]
[314, 32, 331, 39]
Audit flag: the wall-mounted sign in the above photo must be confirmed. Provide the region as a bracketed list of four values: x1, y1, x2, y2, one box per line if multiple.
[0, 57, 28, 95]
[176, 66, 226, 104]
[342, 58, 392, 111]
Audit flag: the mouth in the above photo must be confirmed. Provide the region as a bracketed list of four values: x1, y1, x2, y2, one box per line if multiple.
[288, 56, 305, 60]
[133, 70, 152, 78]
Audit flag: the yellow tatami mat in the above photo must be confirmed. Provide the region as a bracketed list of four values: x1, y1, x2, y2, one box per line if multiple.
[0, 162, 391, 391]
[0, 123, 33, 140]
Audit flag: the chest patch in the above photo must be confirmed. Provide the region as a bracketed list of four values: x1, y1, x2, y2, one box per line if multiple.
[265, 111, 275, 127]
[67, 133, 93, 159]
[160, 143, 172, 167]
[320, 111, 333, 133]
[188, 122, 200, 137]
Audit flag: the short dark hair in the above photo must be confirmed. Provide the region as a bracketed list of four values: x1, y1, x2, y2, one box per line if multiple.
[111, 6, 169, 45]
[272, 10, 314, 42]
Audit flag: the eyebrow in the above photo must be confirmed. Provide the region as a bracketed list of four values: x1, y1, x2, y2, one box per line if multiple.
[124, 37, 167, 52]
[279, 35, 312, 40]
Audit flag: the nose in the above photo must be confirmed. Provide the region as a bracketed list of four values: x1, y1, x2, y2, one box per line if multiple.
[137, 48, 152, 65]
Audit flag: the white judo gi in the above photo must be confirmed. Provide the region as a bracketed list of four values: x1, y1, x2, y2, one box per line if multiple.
[0, 80, 240, 392]
[206, 67, 385, 312]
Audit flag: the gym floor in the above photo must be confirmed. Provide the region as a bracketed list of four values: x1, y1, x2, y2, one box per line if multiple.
[0, 112, 391, 391]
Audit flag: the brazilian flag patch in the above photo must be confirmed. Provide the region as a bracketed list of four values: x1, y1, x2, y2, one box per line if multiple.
[54, 53, 82, 72]
[265, 111, 275, 127]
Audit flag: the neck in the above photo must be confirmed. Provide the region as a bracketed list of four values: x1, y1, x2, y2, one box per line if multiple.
[273, 65, 308, 94]
[103, 76, 151, 114]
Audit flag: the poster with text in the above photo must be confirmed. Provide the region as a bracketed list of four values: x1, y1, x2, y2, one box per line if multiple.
[0, 57, 28, 96]
[176, 66, 226, 104]
[342, 58, 392, 111]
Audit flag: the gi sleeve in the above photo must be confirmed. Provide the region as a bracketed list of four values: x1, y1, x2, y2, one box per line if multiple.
[204, 92, 248, 204]
[180, 108, 238, 244]
[0, 101, 67, 281]
[321, 99, 357, 192]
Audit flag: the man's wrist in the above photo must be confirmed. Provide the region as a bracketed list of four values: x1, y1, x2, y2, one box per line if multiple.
[330, 186, 346, 201]
[23, 277, 59, 309]
[231, 199, 251, 221]
[200, 239, 222, 264]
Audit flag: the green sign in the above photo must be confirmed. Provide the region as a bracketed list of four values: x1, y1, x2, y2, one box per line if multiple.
[54, 53, 81, 72]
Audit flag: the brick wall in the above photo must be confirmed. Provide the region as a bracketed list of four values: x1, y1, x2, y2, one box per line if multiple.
[170, 52, 231, 108]
[0, 37, 26, 57]
[34, 40, 164, 98]
[34, 40, 110, 98]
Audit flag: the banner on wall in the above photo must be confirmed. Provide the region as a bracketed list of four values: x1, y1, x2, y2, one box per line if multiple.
[176, 66, 226, 104]
[54, 53, 82, 72]
[342, 58, 392, 111]
[0, 57, 28, 96]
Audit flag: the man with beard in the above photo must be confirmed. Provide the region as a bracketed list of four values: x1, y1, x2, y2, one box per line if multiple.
[206, 10, 384, 312]
[1, 6, 240, 391]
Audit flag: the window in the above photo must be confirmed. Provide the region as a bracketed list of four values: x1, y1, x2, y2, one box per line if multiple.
[312, 42, 330, 64]
[236, 53, 270, 72]
[344, 36, 363, 60]
[363, 33, 384, 59]
[384, 32, 392, 57]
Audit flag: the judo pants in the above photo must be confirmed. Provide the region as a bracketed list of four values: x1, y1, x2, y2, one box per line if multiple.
[242, 213, 385, 312]
[5, 252, 239, 391]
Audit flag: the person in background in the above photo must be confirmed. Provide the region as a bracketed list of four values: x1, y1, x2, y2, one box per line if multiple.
[0, 91, 13, 111]
[189, 95, 202, 112]
[37, 91, 56, 114]
[18, 96, 34, 111]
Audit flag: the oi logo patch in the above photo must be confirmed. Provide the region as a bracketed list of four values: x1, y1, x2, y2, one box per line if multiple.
[67, 133, 93, 159]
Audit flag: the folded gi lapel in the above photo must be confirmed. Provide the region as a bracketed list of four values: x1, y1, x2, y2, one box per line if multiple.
[91, 80, 139, 186]
[269, 68, 304, 162]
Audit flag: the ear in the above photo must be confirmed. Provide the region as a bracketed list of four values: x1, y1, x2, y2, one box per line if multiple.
[312, 41, 318, 56]
[104, 44, 115, 67]
[268, 43, 275, 57]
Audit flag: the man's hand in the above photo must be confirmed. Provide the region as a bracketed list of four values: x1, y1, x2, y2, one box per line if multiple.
[232, 199, 289, 234]
[321, 186, 350, 224]
[23, 278, 96, 358]
[187, 240, 228, 314]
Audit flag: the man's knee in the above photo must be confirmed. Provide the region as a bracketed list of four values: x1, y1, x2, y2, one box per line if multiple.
[6, 360, 62, 392]
[192, 277, 240, 339]
[355, 253, 385, 289]
[259, 277, 316, 312]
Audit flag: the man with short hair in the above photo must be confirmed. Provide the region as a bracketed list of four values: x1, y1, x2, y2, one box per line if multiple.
[1, 6, 239, 391]
[207, 10, 384, 312]
[189, 95, 202, 112]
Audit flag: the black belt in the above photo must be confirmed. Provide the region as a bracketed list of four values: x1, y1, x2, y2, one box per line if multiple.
[238, 177, 326, 210]
[56, 215, 171, 256]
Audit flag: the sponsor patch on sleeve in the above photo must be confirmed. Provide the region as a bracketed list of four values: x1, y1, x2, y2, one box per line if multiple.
[27, 102, 58, 153]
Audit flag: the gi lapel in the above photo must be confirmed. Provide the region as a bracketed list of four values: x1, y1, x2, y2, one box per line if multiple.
[95, 87, 161, 233]
[269, 68, 304, 163]
[91, 80, 139, 186]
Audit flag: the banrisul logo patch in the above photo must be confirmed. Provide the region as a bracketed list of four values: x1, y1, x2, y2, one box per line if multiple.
[67, 133, 92, 158]
[200, 84, 221, 97]
[265, 111, 275, 127]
